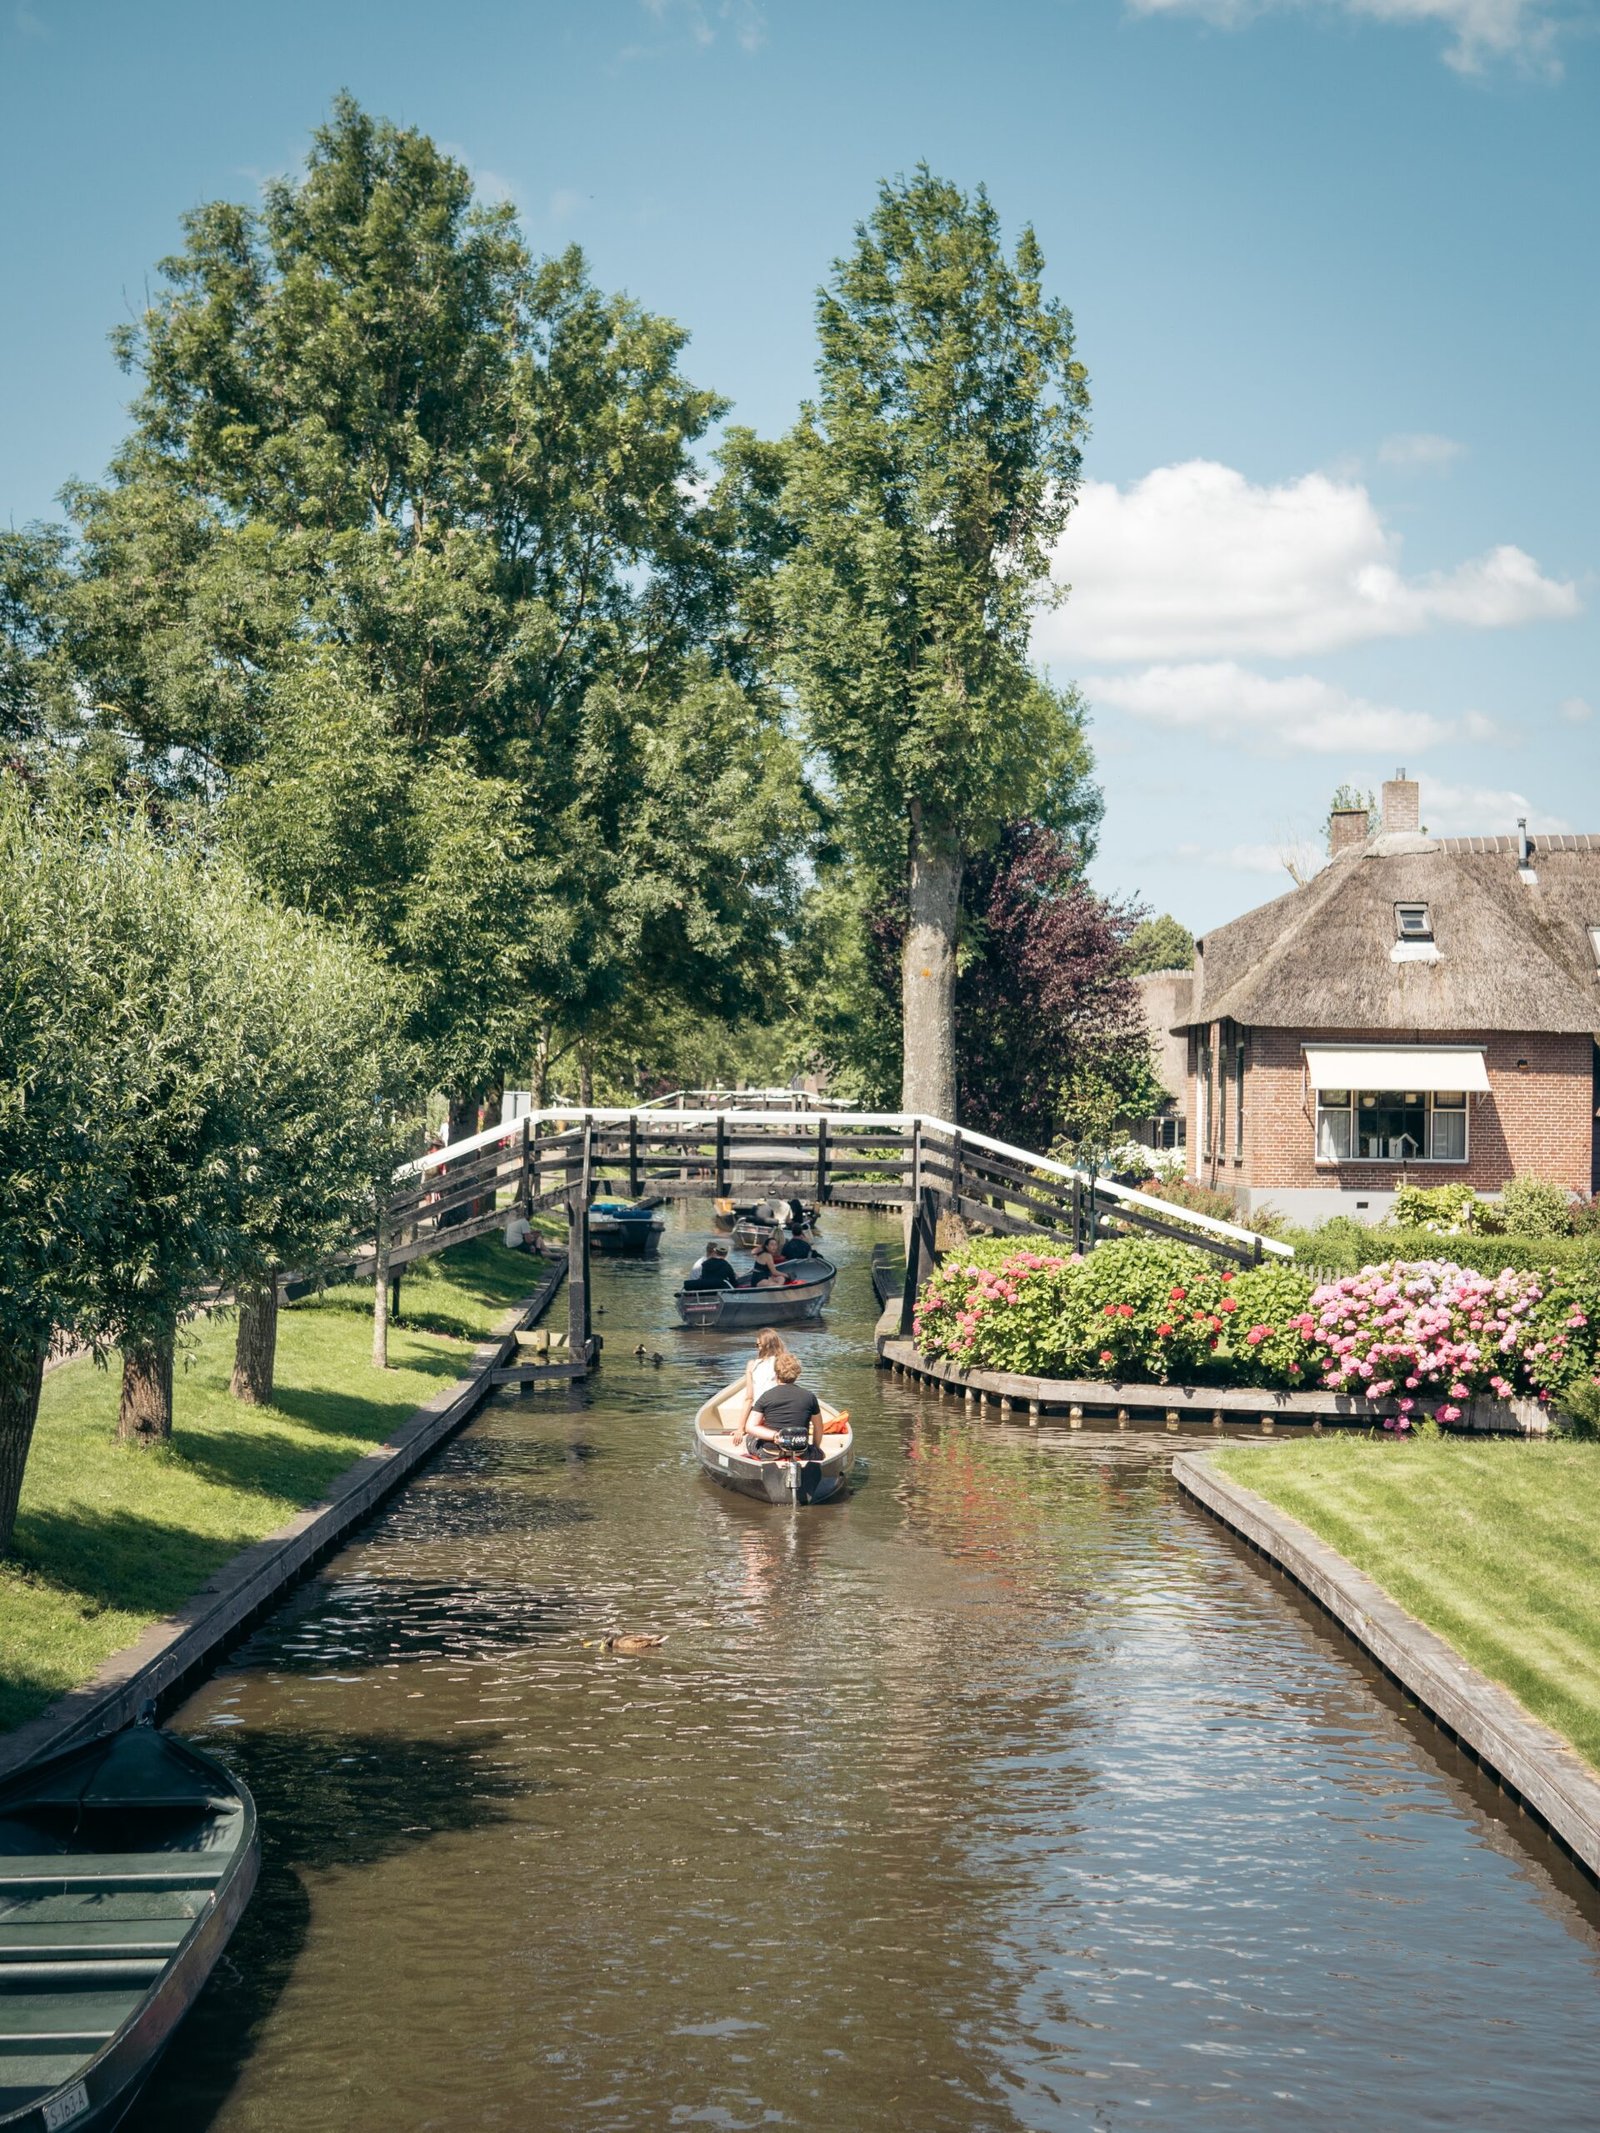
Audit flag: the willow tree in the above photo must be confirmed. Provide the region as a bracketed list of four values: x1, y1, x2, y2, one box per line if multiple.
[777, 170, 1091, 1120]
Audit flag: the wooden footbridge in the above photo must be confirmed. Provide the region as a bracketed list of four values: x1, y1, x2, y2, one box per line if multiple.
[377, 1107, 1290, 1383]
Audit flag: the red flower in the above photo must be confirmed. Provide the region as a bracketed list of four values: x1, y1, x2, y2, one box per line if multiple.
[1208, 1315, 1224, 1332]
[1192, 1311, 1209, 1323]
[1098, 1349, 1115, 1364]
[1221, 1271, 1236, 1283]
[1156, 1323, 1175, 1337]
[1218, 1298, 1239, 1314]
[1117, 1303, 1134, 1318]
[1169, 1286, 1187, 1301]
[1102, 1303, 1118, 1317]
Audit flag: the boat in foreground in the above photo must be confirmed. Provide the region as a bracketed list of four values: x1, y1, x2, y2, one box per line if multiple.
[588, 1200, 666, 1256]
[673, 1258, 837, 1329]
[0, 1725, 259, 2133]
[693, 1381, 855, 1504]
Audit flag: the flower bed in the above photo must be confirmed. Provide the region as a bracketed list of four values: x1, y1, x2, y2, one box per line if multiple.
[912, 1238, 1600, 1430]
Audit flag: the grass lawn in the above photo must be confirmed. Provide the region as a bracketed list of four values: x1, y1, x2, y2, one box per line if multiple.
[1216, 1435, 1600, 1770]
[0, 1236, 545, 1734]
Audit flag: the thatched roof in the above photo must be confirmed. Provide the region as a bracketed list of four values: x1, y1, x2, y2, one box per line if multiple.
[1180, 833, 1600, 1035]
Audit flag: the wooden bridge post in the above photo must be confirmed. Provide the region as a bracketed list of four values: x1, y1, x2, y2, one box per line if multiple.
[815, 1113, 828, 1204]
[628, 1113, 640, 1201]
[517, 1115, 531, 1211]
[898, 1184, 942, 1340]
[715, 1114, 727, 1198]
[567, 1117, 593, 1365]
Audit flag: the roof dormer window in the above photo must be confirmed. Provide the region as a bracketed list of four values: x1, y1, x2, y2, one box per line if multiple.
[1589, 924, 1600, 968]
[1396, 903, 1432, 941]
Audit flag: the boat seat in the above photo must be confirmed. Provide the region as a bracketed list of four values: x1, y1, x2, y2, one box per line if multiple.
[0, 1854, 229, 1895]
[1, 1915, 192, 1959]
[0, 1984, 147, 2046]
[0, 1890, 209, 1927]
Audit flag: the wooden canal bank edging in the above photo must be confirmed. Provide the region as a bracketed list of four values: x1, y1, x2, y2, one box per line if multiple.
[1173, 1450, 1600, 1885]
[0, 1251, 571, 1782]
[874, 1320, 1405, 1433]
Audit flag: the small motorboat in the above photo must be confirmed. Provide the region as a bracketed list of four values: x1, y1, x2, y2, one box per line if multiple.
[693, 1380, 855, 1504]
[716, 1199, 820, 1243]
[588, 1200, 665, 1257]
[674, 1259, 836, 1330]
[0, 1724, 259, 2132]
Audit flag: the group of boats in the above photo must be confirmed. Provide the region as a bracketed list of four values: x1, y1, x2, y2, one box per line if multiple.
[0, 1196, 850, 2133]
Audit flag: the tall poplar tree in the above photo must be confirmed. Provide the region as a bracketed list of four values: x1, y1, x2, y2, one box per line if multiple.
[778, 170, 1091, 1119]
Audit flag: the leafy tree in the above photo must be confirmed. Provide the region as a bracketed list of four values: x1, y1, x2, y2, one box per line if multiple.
[51, 95, 804, 1108]
[956, 823, 1152, 1150]
[1125, 913, 1195, 976]
[777, 168, 1091, 1117]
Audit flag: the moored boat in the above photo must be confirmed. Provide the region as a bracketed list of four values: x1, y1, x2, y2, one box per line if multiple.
[716, 1199, 821, 1243]
[588, 1201, 666, 1256]
[693, 1380, 854, 1503]
[673, 1258, 836, 1330]
[0, 1725, 259, 2132]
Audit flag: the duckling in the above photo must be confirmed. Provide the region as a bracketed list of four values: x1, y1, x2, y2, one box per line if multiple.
[650, 1352, 664, 1367]
[583, 1633, 667, 1654]
[632, 1342, 648, 1359]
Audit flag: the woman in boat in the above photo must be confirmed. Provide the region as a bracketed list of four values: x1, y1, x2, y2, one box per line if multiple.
[744, 1350, 823, 1459]
[731, 1327, 795, 1444]
[737, 1238, 787, 1289]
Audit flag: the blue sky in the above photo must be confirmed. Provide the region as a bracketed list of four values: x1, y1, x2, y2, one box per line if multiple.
[2, 0, 1595, 930]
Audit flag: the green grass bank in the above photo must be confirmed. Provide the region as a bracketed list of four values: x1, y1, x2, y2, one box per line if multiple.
[0, 1237, 539, 1734]
[1216, 1436, 1600, 1771]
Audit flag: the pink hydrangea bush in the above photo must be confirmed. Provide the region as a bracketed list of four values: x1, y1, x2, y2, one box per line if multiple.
[1295, 1260, 1600, 1430]
[914, 1242, 1600, 1421]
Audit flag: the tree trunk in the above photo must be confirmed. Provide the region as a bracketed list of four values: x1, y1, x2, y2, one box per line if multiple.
[0, 1331, 46, 1559]
[579, 1054, 594, 1107]
[446, 1091, 479, 1148]
[118, 1331, 175, 1445]
[372, 1209, 391, 1370]
[901, 819, 962, 1122]
[231, 1281, 279, 1406]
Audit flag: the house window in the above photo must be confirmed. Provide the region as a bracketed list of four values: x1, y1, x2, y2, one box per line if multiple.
[1315, 1087, 1468, 1164]
[1589, 924, 1600, 967]
[1234, 1041, 1246, 1159]
[1395, 903, 1432, 940]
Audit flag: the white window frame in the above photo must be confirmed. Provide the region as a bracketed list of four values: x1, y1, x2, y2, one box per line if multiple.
[1314, 1087, 1469, 1165]
[1396, 902, 1433, 940]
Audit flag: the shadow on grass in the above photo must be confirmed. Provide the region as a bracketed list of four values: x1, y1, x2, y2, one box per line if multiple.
[8, 1505, 248, 1624]
[265, 1354, 466, 1440]
[123, 1725, 522, 2133]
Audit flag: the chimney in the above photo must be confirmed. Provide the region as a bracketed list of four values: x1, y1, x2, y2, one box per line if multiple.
[1329, 806, 1369, 855]
[1381, 771, 1420, 834]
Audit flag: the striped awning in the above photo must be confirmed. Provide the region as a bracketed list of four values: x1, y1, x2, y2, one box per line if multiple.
[1302, 1045, 1489, 1093]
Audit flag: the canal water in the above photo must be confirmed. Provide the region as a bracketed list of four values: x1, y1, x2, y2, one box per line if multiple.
[140, 1207, 1600, 2132]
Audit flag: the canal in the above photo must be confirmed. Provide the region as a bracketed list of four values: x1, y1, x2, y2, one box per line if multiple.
[137, 1206, 1600, 2131]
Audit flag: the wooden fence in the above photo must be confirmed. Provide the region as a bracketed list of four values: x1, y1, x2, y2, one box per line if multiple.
[373, 1108, 1291, 1375]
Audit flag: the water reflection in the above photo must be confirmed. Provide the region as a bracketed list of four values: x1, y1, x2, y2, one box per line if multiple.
[141, 1205, 1600, 2132]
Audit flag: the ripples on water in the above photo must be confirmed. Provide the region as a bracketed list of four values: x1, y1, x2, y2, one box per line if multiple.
[141, 1209, 1600, 2133]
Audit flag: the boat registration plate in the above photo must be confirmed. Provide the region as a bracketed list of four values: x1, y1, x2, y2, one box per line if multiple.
[44, 2084, 90, 2130]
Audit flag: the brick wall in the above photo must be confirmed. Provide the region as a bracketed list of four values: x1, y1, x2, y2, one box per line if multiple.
[1185, 1025, 1598, 1197]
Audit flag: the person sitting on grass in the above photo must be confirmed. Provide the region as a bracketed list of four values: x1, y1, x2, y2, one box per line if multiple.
[744, 1351, 822, 1460]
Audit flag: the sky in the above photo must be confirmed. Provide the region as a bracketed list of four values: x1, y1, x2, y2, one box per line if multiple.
[1, 0, 1596, 930]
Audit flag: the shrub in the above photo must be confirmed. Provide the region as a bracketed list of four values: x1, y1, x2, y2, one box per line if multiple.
[1283, 1221, 1600, 1280]
[1498, 1176, 1575, 1240]
[1301, 1260, 1596, 1430]
[1390, 1181, 1479, 1233]
[914, 1236, 1315, 1387]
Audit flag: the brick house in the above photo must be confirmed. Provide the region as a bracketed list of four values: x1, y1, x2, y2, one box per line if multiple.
[1175, 777, 1600, 1223]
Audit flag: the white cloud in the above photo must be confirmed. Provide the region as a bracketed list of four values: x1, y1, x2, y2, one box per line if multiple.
[1418, 780, 1573, 835]
[1123, 0, 1561, 74]
[1560, 695, 1593, 725]
[1179, 838, 1325, 879]
[636, 0, 765, 49]
[1087, 662, 1453, 756]
[1041, 459, 1579, 663]
[1378, 432, 1465, 472]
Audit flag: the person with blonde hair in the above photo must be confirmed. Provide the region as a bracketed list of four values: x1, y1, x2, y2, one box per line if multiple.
[744, 1350, 822, 1459]
[731, 1327, 794, 1445]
